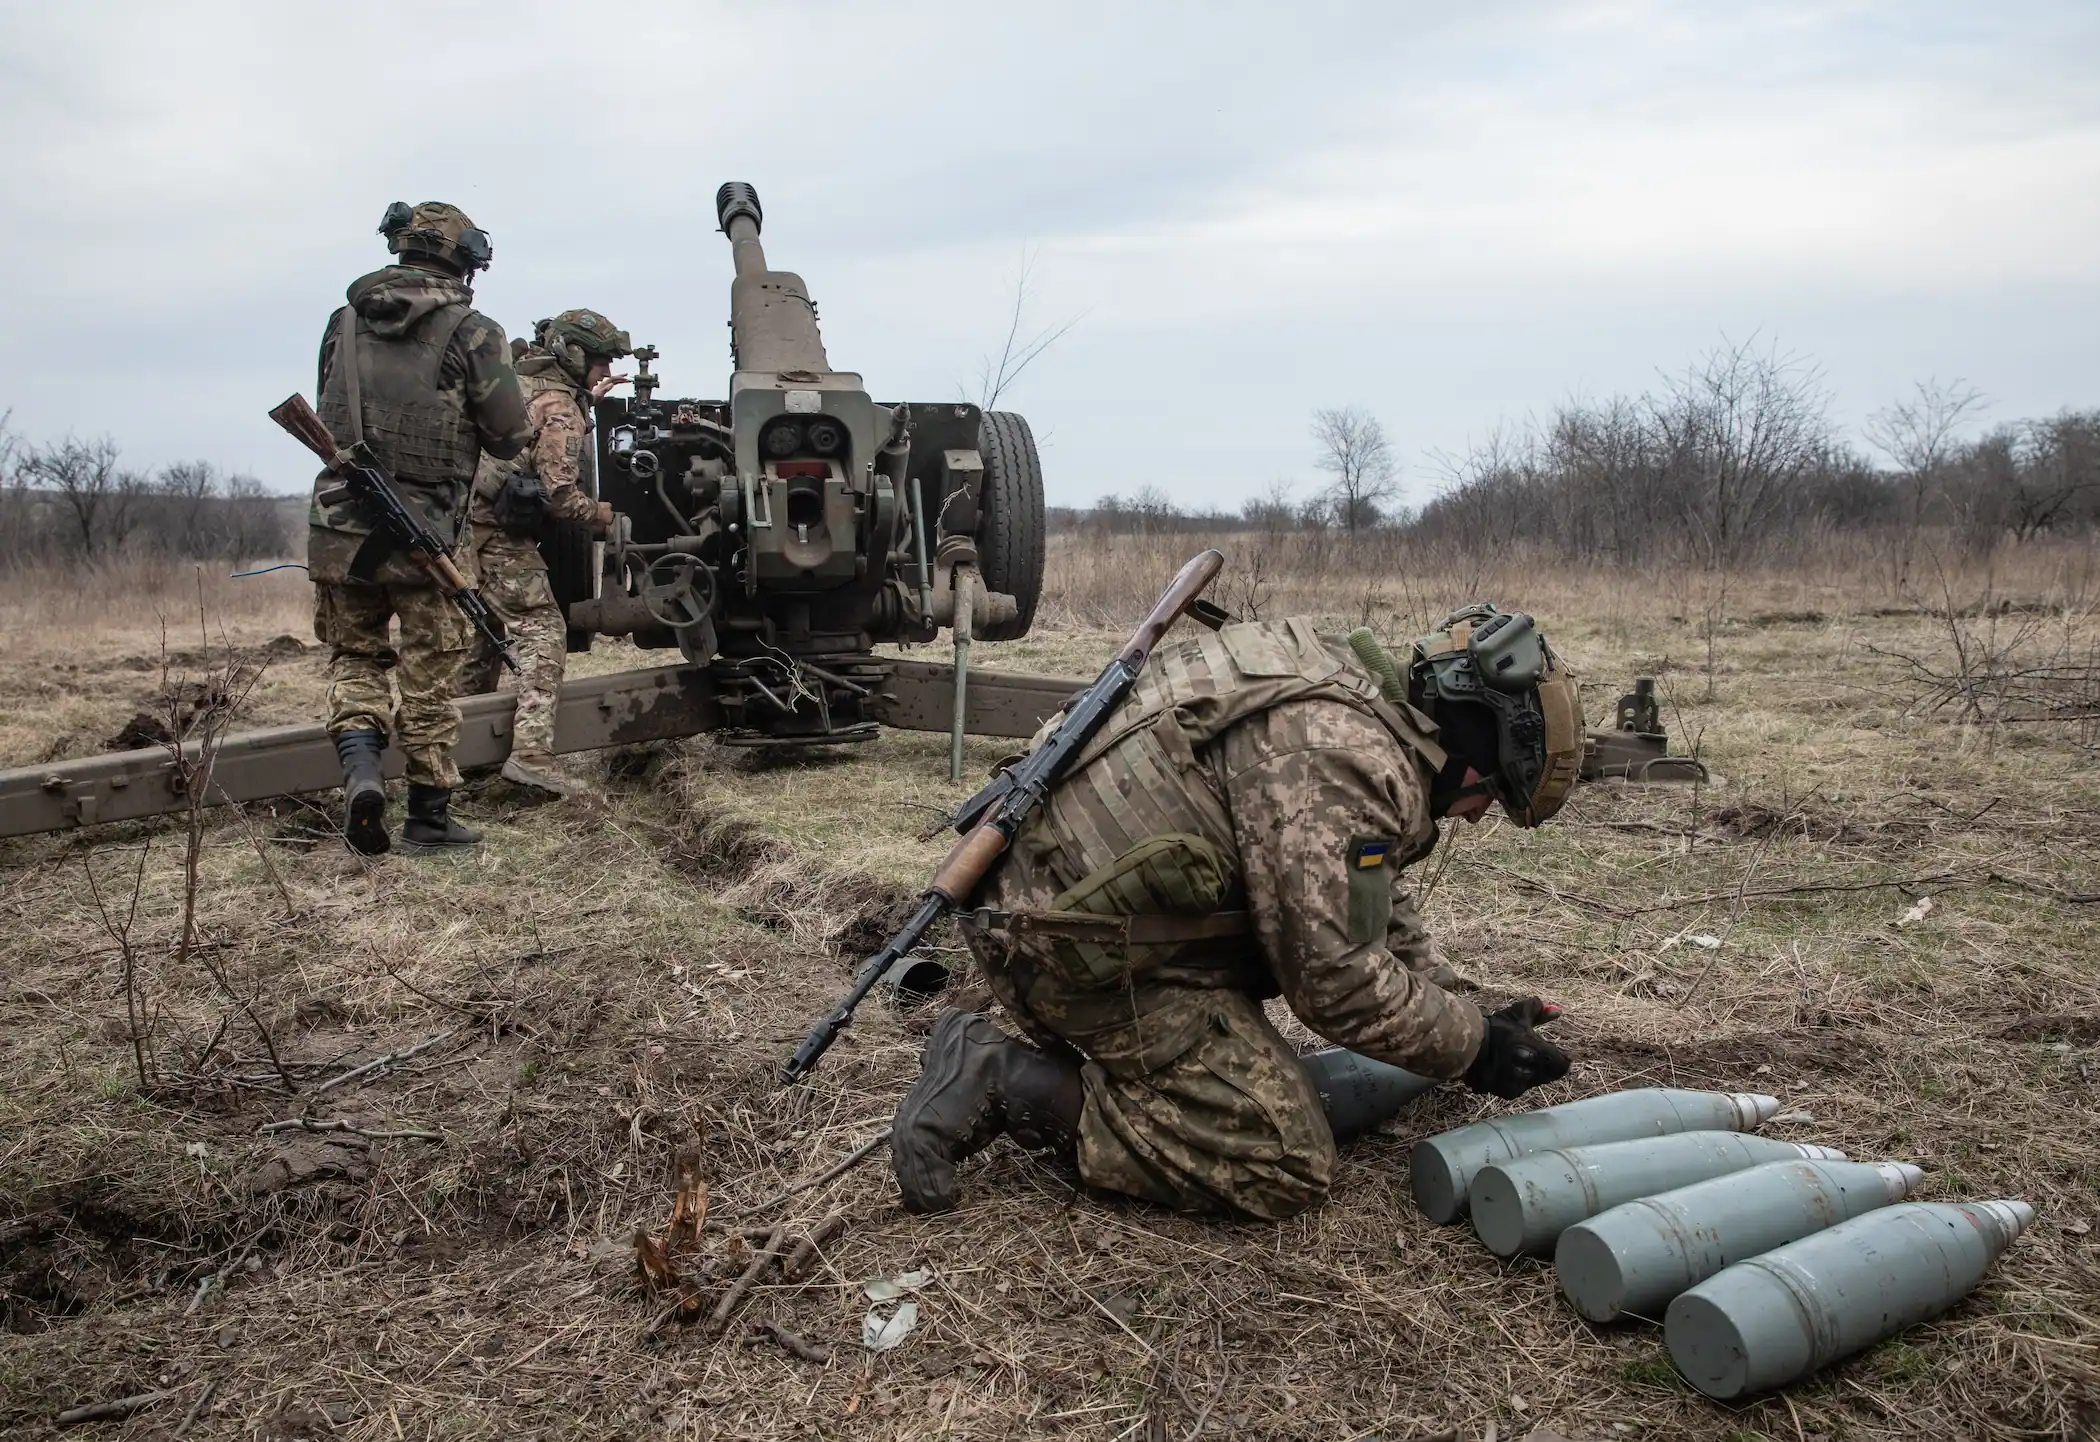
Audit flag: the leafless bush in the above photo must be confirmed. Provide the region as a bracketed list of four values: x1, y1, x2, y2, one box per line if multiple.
[0, 426, 291, 566]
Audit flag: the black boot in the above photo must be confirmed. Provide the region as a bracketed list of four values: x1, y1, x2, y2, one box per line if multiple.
[401, 784, 482, 850]
[333, 728, 390, 856]
[892, 1010, 1082, 1214]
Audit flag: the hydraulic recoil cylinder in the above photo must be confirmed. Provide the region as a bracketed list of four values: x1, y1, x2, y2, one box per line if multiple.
[1410, 1089, 1781, 1224]
[1555, 1158, 1925, 1323]
[1470, 1133, 1850, 1259]
[1665, 1199, 2033, 1399]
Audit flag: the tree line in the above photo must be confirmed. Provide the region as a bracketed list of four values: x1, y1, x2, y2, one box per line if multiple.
[0, 416, 290, 568]
[1058, 341, 2099, 565]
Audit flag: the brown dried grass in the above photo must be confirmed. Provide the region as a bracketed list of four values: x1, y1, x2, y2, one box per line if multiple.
[0, 545, 2096, 1440]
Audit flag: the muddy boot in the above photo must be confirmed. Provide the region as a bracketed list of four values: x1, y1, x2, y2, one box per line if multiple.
[333, 728, 390, 856]
[891, 1010, 1082, 1213]
[400, 784, 482, 851]
[500, 749, 581, 798]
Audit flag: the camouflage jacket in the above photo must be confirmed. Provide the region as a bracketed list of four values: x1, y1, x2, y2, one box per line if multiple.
[308, 264, 530, 583]
[971, 618, 1487, 1080]
[468, 348, 602, 530]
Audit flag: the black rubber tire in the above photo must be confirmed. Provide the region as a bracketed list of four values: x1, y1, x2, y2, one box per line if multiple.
[538, 517, 598, 654]
[975, 410, 1045, 641]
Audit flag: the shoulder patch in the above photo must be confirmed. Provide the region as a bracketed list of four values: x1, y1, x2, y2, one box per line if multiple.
[1350, 838, 1392, 869]
[1345, 835, 1396, 944]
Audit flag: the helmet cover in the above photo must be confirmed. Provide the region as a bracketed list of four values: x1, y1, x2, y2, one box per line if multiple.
[1411, 604, 1583, 826]
[380, 201, 492, 273]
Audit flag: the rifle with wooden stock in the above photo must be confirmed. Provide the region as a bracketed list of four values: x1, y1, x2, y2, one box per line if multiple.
[779, 547, 1227, 1083]
[269, 393, 519, 672]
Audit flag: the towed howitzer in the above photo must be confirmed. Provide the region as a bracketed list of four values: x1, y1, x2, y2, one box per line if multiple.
[566, 181, 1048, 748]
[269, 394, 519, 672]
[780, 548, 1227, 1083]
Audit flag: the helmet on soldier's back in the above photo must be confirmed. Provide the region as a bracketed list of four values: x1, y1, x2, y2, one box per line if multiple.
[378, 201, 492, 275]
[541, 308, 633, 384]
[1409, 605, 1583, 827]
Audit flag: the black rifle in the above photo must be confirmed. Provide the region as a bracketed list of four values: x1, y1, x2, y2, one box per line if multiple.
[269, 394, 518, 672]
[780, 547, 1226, 1083]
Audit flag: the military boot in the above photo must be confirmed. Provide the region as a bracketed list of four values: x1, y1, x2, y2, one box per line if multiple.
[333, 728, 390, 856]
[500, 749, 582, 799]
[400, 784, 482, 851]
[891, 1010, 1082, 1213]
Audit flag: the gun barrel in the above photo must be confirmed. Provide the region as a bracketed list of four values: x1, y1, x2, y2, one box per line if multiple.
[716, 181, 768, 279]
[714, 180, 830, 374]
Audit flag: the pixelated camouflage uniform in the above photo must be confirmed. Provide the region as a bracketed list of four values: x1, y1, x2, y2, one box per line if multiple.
[308, 264, 530, 787]
[454, 347, 604, 757]
[961, 618, 1487, 1221]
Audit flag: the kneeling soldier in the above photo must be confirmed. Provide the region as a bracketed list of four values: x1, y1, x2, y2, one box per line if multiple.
[892, 608, 1584, 1220]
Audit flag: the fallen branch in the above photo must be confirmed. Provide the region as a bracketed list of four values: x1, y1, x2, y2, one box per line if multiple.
[781, 1212, 849, 1283]
[707, 1224, 788, 1337]
[725, 1130, 890, 1220]
[258, 1117, 443, 1142]
[172, 1377, 220, 1439]
[312, 1029, 457, 1095]
[744, 1318, 834, 1364]
[56, 1389, 176, 1426]
[1473, 864, 1635, 920]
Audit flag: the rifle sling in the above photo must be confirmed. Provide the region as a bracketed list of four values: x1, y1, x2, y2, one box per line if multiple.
[335, 307, 366, 448]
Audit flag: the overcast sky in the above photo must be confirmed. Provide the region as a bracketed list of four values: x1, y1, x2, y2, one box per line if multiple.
[1, 1, 2095, 509]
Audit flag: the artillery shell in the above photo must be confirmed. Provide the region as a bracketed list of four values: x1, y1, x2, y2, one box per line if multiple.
[1666, 1199, 2034, 1399]
[1410, 1089, 1781, 1224]
[1300, 1047, 1438, 1140]
[1472, 1133, 1848, 1258]
[1555, 1159, 1923, 1320]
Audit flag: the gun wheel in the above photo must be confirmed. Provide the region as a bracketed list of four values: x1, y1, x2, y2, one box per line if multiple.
[975, 411, 1045, 641]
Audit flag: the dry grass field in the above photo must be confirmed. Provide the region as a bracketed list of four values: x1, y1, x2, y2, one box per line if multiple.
[1, 534, 2096, 1441]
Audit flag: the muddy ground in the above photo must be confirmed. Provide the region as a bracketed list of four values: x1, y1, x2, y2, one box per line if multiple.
[1, 554, 2096, 1441]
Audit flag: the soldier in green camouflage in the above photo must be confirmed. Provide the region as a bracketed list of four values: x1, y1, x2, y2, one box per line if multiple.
[455, 309, 631, 797]
[310, 202, 531, 855]
[893, 609, 1587, 1220]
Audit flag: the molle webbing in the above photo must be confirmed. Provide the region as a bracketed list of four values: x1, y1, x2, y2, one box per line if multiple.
[994, 620, 1445, 993]
[317, 302, 479, 490]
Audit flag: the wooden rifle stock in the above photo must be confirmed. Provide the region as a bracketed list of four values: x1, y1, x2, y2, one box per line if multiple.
[778, 546, 1228, 1085]
[269, 394, 349, 469]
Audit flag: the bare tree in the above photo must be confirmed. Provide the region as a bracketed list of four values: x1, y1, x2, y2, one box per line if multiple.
[1867, 377, 1986, 581]
[1312, 407, 1399, 532]
[25, 435, 150, 556]
[1240, 478, 1301, 532]
[973, 245, 1081, 412]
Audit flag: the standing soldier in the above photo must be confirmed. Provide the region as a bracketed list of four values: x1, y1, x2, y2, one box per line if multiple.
[455, 309, 628, 796]
[311, 202, 532, 855]
[891, 608, 1584, 1220]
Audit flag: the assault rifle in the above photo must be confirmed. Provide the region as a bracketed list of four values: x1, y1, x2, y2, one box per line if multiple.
[269, 394, 518, 672]
[780, 547, 1227, 1083]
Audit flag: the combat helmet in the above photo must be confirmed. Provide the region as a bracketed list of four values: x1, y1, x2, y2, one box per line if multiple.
[378, 201, 492, 275]
[537, 308, 632, 385]
[1410, 604, 1583, 826]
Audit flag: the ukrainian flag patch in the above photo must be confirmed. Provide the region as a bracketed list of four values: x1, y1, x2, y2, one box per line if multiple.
[1345, 837, 1395, 943]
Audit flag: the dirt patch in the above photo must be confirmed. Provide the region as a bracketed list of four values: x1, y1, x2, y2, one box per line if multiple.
[1584, 1027, 1883, 1086]
[1998, 1014, 2100, 1045]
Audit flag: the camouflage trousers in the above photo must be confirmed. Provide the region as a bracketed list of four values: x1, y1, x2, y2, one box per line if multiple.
[970, 930, 1335, 1221]
[455, 527, 567, 757]
[313, 566, 475, 789]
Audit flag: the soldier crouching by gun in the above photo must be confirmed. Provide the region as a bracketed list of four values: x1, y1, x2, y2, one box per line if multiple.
[888, 602, 1587, 1221]
[305, 201, 532, 855]
[454, 309, 629, 797]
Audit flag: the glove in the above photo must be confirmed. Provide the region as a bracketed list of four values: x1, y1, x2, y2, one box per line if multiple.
[591, 500, 617, 535]
[1462, 997, 1570, 1100]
